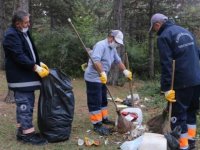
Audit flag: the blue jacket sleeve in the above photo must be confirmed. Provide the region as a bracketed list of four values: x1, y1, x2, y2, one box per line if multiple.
[157, 36, 173, 92]
[3, 33, 35, 70]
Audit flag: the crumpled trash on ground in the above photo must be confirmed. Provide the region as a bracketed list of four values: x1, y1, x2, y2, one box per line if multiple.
[84, 137, 100, 146]
[115, 97, 124, 103]
[104, 137, 109, 145]
[127, 94, 140, 101]
[78, 138, 84, 146]
[116, 94, 141, 107]
[122, 98, 132, 106]
[117, 104, 128, 109]
[130, 125, 147, 139]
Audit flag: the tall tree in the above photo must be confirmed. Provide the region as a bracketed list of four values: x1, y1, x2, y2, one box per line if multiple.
[148, 0, 154, 78]
[108, 0, 125, 86]
[0, 0, 5, 70]
[16, 0, 29, 12]
[40, 0, 74, 29]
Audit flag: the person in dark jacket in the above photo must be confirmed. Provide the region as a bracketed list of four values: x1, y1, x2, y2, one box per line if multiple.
[149, 13, 200, 150]
[3, 10, 49, 145]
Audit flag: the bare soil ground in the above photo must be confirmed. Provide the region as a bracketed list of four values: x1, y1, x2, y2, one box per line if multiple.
[0, 71, 199, 150]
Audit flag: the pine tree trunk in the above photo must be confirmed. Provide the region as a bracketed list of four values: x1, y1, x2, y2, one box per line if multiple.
[148, 32, 154, 78]
[4, 90, 15, 103]
[108, 0, 125, 86]
[0, 0, 5, 70]
[16, 0, 29, 12]
[148, 0, 155, 78]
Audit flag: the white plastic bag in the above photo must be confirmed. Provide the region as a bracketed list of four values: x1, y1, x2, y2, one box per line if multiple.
[139, 133, 167, 150]
[121, 108, 143, 125]
[120, 136, 143, 150]
[120, 133, 167, 150]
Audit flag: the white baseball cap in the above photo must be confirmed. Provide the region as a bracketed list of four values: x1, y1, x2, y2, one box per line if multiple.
[110, 30, 124, 45]
[149, 13, 168, 32]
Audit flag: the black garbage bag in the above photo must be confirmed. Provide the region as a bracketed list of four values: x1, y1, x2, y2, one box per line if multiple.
[122, 98, 132, 106]
[164, 126, 182, 150]
[38, 69, 75, 143]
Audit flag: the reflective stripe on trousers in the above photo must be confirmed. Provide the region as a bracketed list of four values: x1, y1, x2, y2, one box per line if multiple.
[179, 133, 189, 149]
[101, 107, 108, 119]
[187, 124, 196, 140]
[90, 110, 102, 124]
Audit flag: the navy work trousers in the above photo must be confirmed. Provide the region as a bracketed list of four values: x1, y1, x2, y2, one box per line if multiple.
[171, 85, 200, 133]
[14, 91, 35, 130]
[86, 81, 107, 112]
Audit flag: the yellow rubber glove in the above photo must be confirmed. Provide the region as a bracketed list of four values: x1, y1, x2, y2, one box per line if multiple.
[123, 69, 132, 80]
[40, 62, 49, 71]
[164, 90, 176, 102]
[34, 64, 49, 78]
[100, 72, 107, 84]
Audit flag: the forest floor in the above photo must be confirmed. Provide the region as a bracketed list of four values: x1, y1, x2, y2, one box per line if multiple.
[0, 70, 199, 150]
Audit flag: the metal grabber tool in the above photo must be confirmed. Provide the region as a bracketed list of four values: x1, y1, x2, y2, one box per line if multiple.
[67, 18, 119, 113]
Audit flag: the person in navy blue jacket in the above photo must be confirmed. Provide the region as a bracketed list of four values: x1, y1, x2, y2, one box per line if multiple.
[149, 13, 200, 150]
[3, 10, 49, 145]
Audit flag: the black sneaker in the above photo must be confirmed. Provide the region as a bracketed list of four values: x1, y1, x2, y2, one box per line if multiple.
[102, 118, 115, 126]
[93, 123, 110, 136]
[17, 132, 48, 145]
[188, 139, 196, 150]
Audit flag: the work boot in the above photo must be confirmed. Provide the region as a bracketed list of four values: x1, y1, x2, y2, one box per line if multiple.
[93, 123, 110, 136]
[188, 139, 196, 150]
[102, 118, 115, 126]
[17, 131, 48, 145]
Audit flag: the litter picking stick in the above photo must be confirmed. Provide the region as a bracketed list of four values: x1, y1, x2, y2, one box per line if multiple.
[125, 52, 134, 105]
[67, 18, 119, 112]
[168, 60, 175, 131]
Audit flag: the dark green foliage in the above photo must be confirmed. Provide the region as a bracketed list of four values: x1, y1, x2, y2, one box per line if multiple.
[72, 0, 108, 47]
[33, 27, 88, 77]
[32, 0, 109, 77]
[126, 41, 148, 77]
[37, 0, 74, 27]
[3, 0, 199, 78]
[32, 0, 113, 77]
[125, 38, 160, 79]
